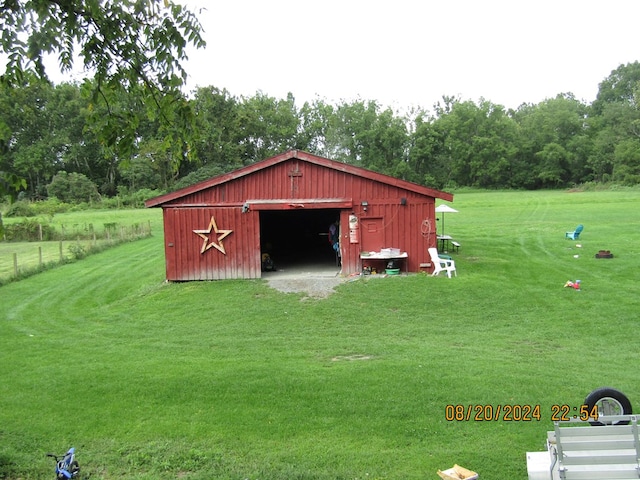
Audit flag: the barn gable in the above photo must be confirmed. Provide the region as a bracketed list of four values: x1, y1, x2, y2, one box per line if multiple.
[146, 150, 453, 281]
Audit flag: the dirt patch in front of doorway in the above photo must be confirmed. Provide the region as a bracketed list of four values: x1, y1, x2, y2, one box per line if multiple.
[265, 276, 346, 298]
[263, 264, 347, 299]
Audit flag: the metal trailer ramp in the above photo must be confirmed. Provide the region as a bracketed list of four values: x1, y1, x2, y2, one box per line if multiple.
[527, 415, 640, 480]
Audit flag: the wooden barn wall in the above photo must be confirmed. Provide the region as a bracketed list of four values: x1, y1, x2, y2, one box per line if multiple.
[161, 158, 440, 278]
[349, 198, 437, 273]
[163, 206, 260, 281]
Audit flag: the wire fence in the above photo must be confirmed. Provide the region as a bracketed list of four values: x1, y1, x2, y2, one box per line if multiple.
[0, 221, 153, 284]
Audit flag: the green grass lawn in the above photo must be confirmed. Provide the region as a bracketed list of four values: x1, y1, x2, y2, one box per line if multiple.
[1, 190, 639, 479]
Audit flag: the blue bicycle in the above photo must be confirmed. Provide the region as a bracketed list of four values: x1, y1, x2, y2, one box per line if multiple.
[46, 447, 80, 479]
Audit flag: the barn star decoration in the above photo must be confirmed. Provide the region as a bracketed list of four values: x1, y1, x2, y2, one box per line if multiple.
[193, 216, 233, 254]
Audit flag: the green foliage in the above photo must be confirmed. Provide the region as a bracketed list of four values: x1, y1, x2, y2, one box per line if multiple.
[118, 148, 163, 191]
[0, 0, 205, 198]
[67, 242, 87, 259]
[612, 138, 640, 184]
[4, 199, 36, 217]
[191, 87, 245, 170]
[6, 197, 79, 218]
[30, 197, 72, 216]
[2, 218, 55, 241]
[592, 61, 640, 114]
[2, 197, 73, 218]
[104, 188, 166, 209]
[513, 93, 591, 188]
[0, 171, 27, 200]
[235, 91, 300, 162]
[172, 164, 230, 190]
[0, 77, 57, 196]
[1, 0, 205, 96]
[47, 171, 100, 203]
[431, 100, 519, 188]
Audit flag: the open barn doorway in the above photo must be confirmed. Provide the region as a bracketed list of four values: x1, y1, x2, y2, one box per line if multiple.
[259, 208, 341, 275]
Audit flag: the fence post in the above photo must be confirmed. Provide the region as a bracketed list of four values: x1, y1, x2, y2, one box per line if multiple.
[39, 246, 43, 266]
[59, 241, 63, 261]
[13, 253, 18, 276]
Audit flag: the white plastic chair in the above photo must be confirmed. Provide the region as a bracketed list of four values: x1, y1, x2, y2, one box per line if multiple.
[428, 247, 457, 278]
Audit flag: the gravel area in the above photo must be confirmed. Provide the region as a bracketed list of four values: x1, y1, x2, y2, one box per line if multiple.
[263, 264, 409, 298]
[263, 264, 348, 298]
[266, 276, 347, 298]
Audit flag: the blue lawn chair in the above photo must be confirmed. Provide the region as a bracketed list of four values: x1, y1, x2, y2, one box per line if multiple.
[565, 224, 583, 240]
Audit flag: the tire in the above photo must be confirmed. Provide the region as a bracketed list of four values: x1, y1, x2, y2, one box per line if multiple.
[584, 387, 632, 426]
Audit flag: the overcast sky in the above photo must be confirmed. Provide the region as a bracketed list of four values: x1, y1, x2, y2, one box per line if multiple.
[175, 0, 640, 112]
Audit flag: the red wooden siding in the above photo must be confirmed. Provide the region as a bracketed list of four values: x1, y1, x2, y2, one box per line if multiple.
[163, 207, 260, 281]
[350, 196, 437, 272]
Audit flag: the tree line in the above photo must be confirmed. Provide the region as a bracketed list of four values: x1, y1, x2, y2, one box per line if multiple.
[2, 61, 640, 203]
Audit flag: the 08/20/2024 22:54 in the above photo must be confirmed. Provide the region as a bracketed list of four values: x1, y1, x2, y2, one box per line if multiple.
[444, 404, 600, 422]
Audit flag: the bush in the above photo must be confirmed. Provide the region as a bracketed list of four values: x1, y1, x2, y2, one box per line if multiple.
[4, 200, 36, 218]
[127, 188, 164, 207]
[172, 164, 228, 190]
[30, 198, 72, 216]
[3, 219, 56, 241]
[67, 243, 87, 259]
[47, 171, 101, 204]
[103, 189, 165, 209]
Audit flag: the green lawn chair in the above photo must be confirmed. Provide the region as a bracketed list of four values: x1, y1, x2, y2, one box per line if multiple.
[565, 224, 583, 240]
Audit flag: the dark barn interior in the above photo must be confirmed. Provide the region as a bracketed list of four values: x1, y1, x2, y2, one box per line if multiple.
[259, 209, 341, 269]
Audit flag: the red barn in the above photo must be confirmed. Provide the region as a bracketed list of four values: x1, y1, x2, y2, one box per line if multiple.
[145, 150, 453, 281]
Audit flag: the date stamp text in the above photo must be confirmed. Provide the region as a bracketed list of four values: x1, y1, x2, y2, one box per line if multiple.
[444, 404, 599, 422]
